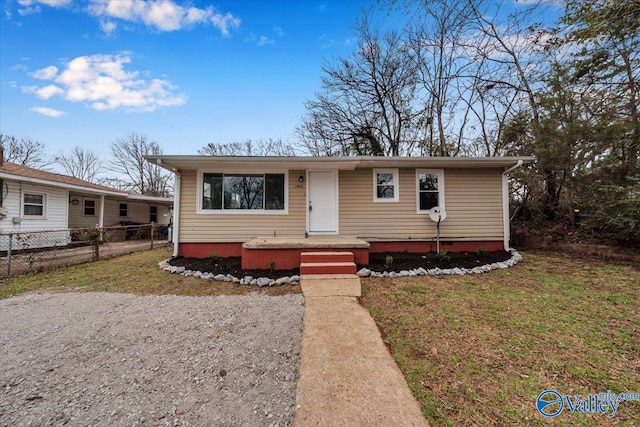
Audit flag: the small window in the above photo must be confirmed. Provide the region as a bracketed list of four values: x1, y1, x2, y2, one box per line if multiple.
[150, 206, 158, 223]
[119, 203, 128, 217]
[416, 169, 445, 213]
[373, 169, 399, 202]
[23, 193, 45, 216]
[84, 199, 96, 216]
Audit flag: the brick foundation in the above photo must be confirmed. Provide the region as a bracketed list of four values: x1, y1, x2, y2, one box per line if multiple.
[368, 240, 504, 253]
[178, 240, 503, 270]
[178, 242, 242, 258]
[241, 247, 369, 270]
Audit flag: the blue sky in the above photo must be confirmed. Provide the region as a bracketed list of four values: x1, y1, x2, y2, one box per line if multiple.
[1, 0, 385, 159]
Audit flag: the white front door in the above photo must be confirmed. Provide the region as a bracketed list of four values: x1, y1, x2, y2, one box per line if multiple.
[308, 170, 338, 233]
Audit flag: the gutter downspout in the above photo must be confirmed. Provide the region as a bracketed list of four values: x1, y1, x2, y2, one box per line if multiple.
[502, 160, 524, 252]
[172, 171, 181, 257]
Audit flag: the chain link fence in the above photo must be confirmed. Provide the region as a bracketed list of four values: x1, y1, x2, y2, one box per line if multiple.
[0, 224, 170, 278]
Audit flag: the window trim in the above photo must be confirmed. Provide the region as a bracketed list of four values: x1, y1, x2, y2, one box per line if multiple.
[196, 169, 289, 215]
[415, 169, 445, 214]
[373, 168, 399, 203]
[83, 197, 97, 217]
[21, 191, 46, 218]
[150, 205, 158, 223]
[119, 202, 128, 218]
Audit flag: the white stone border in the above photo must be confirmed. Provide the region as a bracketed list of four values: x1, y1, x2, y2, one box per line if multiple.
[158, 250, 523, 286]
[157, 259, 300, 287]
[355, 250, 523, 278]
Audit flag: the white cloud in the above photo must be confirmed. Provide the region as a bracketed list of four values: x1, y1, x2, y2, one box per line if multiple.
[17, 0, 69, 15]
[31, 106, 65, 117]
[19, 0, 71, 6]
[273, 26, 284, 37]
[30, 65, 58, 80]
[319, 34, 357, 49]
[88, 0, 240, 35]
[257, 36, 274, 47]
[100, 20, 118, 35]
[23, 53, 187, 112]
[23, 84, 64, 99]
[11, 0, 240, 36]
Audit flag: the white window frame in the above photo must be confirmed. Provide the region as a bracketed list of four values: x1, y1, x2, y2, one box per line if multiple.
[373, 168, 399, 203]
[119, 202, 128, 218]
[83, 198, 97, 217]
[150, 205, 158, 223]
[196, 169, 289, 215]
[416, 169, 445, 214]
[22, 191, 46, 218]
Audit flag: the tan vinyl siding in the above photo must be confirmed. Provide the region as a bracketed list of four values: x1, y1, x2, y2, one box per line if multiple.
[339, 168, 504, 241]
[179, 170, 306, 242]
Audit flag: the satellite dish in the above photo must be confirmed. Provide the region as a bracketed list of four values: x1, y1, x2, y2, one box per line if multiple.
[429, 206, 446, 223]
[428, 206, 446, 254]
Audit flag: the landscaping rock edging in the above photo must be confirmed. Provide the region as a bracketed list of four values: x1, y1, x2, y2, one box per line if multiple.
[157, 259, 300, 287]
[356, 250, 523, 278]
[158, 250, 523, 286]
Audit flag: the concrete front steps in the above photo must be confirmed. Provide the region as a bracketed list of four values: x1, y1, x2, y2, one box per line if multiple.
[300, 251, 357, 275]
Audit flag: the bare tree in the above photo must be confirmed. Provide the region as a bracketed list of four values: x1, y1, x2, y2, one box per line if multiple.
[199, 138, 297, 156]
[55, 146, 103, 182]
[403, 0, 482, 156]
[110, 133, 173, 197]
[297, 16, 423, 156]
[0, 134, 50, 168]
[96, 177, 133, 191]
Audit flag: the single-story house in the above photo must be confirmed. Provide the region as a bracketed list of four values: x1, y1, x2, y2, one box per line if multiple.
[145, 155, 533, 271]
[0, 158, 172, 249]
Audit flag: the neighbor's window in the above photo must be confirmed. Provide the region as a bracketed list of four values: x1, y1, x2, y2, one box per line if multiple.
[150, 206, 158, 223]
[23, 193, 45, 216]
[84, 199, 96, 216]
[202, 173, 286, 211]
[119, 203, 128, 217]
[373, 169, 399, 202]
[416, 169, 444, 212]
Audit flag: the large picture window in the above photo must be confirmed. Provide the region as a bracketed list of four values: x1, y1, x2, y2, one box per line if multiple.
[23, 193, 45, 216]
[202, 173, 286, 212]
[416, 169, 444, 213]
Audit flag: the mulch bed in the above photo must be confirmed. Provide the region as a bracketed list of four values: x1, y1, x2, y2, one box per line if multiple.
[169, 251, 512, 279]
[168, 256, 299, 280]
[363, 251, 512, 271]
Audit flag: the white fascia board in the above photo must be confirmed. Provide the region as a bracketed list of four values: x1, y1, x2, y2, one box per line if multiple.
[0, 172, 127, 197]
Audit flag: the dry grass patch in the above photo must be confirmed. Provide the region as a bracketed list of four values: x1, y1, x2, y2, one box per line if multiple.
[0, 249, 301, 299]
[361, 251, 640, 426]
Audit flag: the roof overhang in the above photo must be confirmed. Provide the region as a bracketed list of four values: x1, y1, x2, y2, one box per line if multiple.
[145, 155, 535, 172]
[127, 193, 173, 204]
[0, 171, 127, 197]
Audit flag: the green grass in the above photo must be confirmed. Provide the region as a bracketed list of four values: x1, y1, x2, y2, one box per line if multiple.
[361, 251, 640, 426]
[0, 249, 301, 299]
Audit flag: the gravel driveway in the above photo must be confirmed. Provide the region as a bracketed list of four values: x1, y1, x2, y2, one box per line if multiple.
[0, 292, 304, 427]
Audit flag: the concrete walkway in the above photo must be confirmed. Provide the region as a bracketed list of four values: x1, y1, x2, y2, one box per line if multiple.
[293, 274, 429, 427]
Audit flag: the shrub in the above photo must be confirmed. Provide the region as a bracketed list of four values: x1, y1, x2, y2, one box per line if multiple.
[384, 255, 393, 270]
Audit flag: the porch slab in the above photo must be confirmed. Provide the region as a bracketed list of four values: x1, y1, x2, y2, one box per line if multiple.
[242, 236, 370, 250]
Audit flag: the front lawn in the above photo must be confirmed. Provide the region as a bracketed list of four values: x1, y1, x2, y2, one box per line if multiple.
[0, 249, 301, 299]
[361, 251, 640, 426]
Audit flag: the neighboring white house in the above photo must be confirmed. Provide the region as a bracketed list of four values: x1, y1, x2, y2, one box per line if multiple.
[0, 158, 172, 250]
